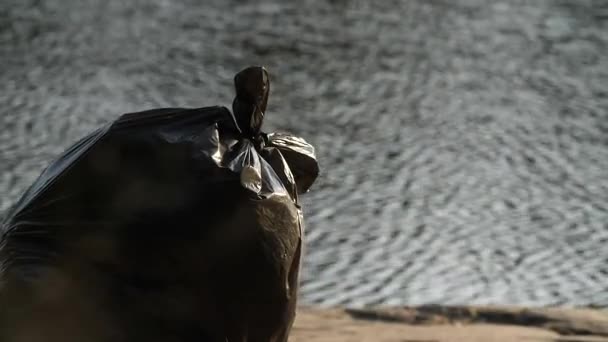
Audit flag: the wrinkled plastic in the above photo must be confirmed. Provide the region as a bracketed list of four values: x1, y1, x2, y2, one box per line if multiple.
[0, 67, 318, 342]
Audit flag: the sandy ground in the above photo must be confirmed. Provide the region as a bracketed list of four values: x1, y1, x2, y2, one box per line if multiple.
[291, 306, 608, 342]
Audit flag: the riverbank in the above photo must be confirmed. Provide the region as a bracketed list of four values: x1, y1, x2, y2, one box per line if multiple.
[291, 306, 608, 341]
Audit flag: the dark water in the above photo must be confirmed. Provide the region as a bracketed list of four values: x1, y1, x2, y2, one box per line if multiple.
[1, 0, 608, 307]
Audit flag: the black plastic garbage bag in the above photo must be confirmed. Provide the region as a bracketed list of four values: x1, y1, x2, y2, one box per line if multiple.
[0, 66, 319, 342]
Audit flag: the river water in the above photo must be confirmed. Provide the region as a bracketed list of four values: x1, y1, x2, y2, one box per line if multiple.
[1, 0, 607, 307]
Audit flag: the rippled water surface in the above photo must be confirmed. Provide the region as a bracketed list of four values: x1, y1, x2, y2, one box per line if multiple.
[1, 0, 607, 307]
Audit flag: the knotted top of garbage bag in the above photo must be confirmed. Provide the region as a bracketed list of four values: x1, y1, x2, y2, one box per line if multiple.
[225, 66, 318, 198]
[232, 66, 269, 141]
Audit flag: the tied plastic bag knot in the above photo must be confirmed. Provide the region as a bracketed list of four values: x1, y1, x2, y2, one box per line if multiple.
[232, 66, 269, 138]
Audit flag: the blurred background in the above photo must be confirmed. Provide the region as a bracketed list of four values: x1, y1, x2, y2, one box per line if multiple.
[1, 0, 607, 308]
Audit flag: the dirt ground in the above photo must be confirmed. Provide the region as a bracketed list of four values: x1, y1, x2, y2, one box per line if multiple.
[291, 306, 608, 342]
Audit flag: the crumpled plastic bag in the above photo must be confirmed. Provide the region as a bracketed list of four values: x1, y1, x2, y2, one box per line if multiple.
[0, 66, 319, 342]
